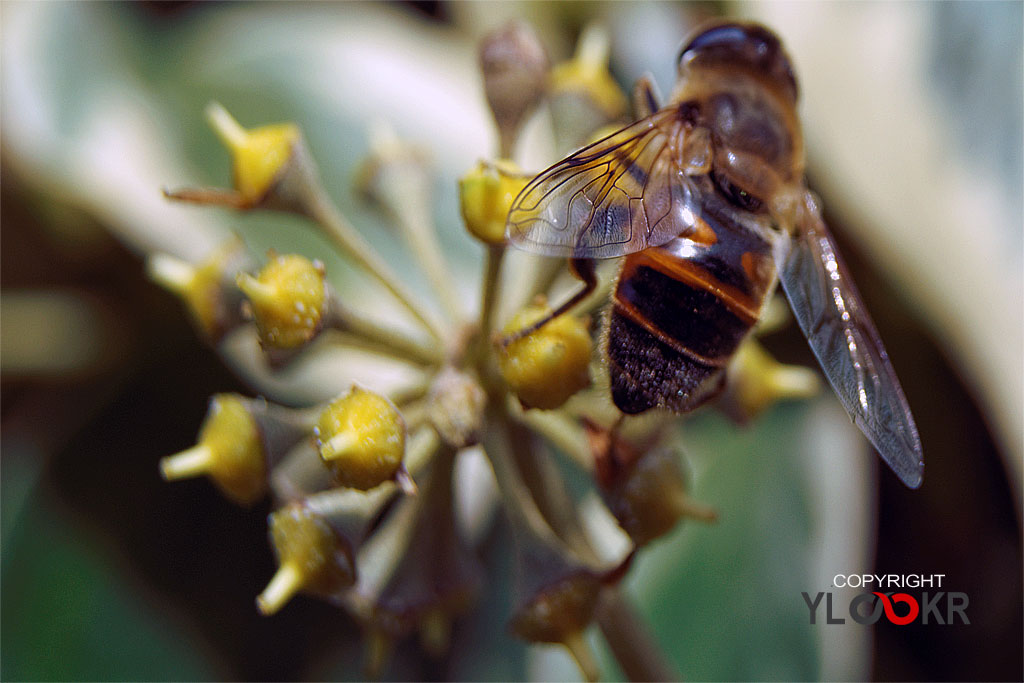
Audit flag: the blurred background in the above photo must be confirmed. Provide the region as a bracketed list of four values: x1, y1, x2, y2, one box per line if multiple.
[1, 1, 1021, 680]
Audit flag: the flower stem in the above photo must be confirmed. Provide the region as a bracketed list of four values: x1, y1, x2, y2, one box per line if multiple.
[479, 244, 505, 338]
[480, 406, 564, 545]
[348, 433, 447, 607]
[399, 398, 429, 433]
[596, 587, 679, 682]
[393, 205, 465, 325]
[301, 183, 445, 342]
[329, 296, 443, 366]
[503, 413, 599, 563]
[508, 402, 593, 473]
[361, 121, 464, 325]
[270, 444, 332, 503]
[468, 243, 507, 381]
[528, 257, 566, 305]
[389, 378, 431, 408]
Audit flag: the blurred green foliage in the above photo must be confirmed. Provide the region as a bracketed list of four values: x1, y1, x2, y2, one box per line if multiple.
[2, 482, 218, 681]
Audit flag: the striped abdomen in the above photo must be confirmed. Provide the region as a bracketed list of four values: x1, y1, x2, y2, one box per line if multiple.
[606, 216, 776, 414]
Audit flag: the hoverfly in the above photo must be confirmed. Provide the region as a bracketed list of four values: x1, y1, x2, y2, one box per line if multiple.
[505, 21, 924, 488]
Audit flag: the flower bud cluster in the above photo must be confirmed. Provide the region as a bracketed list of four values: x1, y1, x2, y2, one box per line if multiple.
[153, 20, 822, 681]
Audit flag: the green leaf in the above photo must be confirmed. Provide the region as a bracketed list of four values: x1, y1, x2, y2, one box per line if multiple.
[1, 485, 219, 681]
[623, 405, 823, 681]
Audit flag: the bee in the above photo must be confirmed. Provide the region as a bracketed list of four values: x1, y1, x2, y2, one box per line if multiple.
[505, 21, 924, 488]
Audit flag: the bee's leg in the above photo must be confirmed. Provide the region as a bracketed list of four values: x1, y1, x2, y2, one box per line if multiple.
[499, 258, 597, 346]
[631, 74, 663, 118]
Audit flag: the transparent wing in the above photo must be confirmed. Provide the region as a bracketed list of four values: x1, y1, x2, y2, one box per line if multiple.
[774, 193, 924, 488]
[506, 109, 699, 259]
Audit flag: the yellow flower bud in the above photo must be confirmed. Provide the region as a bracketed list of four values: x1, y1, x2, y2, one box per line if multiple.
[550, 66, 626, 122]
[458, 159, 529, 245]
[587, 122, 625, 145]
[548, 25, 628, 148]
[147, 239, 250, 341]
[720, 339, 820, 422]
[257, 503, 356, 615]
[159, 394, 267, 504]
[236, 253, 327, 350]
[314, 387, 406, 490]
[498, 304, 592, 410]
[206, 102, 301, 207]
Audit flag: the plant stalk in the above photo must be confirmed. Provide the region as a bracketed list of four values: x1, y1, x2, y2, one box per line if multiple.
[302, 183, 445, 342]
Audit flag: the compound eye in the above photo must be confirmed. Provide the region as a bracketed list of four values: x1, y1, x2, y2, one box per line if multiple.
[677, 21, 798, 101]
[678, 23, 753, 67]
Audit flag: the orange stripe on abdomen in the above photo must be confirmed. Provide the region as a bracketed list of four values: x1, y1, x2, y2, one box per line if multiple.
[621, 248, 762, 323]
[613, 250, 757, 366]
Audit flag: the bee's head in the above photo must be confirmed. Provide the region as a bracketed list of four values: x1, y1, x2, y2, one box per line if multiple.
[678, 21, 798, 103]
